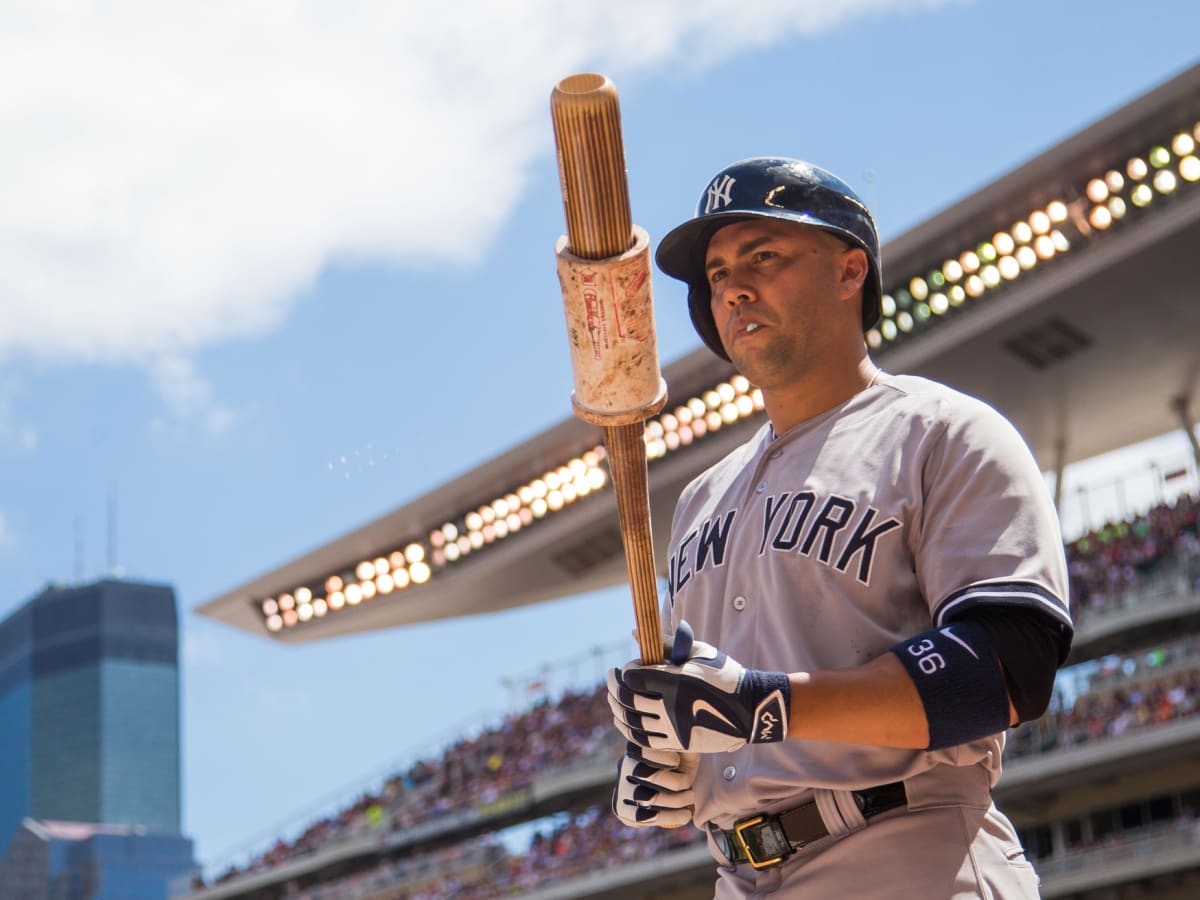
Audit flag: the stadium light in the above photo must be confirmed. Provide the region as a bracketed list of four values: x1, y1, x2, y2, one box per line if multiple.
[866, 115, 1200, 350]
[255, 111, 1200, 635]
[252, 375, 766, 633]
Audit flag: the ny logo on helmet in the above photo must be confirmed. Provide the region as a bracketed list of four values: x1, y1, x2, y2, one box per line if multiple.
[705, 175, 736, 214]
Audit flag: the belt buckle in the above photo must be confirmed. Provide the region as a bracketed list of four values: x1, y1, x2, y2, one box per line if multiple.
[732, 814, 794, 870]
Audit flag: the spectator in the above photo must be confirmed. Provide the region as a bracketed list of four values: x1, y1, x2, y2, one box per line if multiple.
[199, 493, 1199, 894]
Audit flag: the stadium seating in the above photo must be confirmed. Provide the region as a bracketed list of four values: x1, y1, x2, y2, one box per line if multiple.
[186, 492, 1200, 900]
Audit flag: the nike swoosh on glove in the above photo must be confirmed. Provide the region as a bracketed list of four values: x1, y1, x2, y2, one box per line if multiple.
[607, 620, 792, 754]
[611, 743, 698, 829]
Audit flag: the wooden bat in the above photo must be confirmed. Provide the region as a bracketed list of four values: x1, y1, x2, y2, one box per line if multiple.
[550, 73, 668, 665]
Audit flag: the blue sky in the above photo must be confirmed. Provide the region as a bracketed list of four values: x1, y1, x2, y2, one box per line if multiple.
[2, 0, 1199, 872]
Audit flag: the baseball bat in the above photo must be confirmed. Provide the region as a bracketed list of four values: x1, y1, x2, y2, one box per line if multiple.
[550, 73, 668, 665]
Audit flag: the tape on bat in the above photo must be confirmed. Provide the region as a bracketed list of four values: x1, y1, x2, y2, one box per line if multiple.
[555, 225, 667, 425]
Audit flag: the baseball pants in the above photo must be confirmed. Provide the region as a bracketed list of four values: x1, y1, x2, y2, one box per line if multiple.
[710, 802, 1040, 899]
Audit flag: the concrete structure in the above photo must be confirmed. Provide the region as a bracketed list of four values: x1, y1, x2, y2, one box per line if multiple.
[198, 62, 1200, 646]
[192, 63, 1200, 899]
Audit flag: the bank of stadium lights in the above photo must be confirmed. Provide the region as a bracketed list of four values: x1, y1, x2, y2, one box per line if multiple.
[260, 120, 1200, 632]
[258, 376, 764, 633]
[867, 120, 1200, 350]
[644, 375, 764, 461]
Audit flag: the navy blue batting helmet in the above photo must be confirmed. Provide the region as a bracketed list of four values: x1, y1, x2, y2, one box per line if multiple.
[655, 158, 882, 361]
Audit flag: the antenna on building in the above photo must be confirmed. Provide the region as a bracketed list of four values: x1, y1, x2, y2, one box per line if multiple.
[74, 515, 85, 582]
[107, 488, 122, 578]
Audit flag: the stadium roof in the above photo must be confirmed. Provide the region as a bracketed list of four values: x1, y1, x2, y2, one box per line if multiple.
[198, 62, 1200, 643]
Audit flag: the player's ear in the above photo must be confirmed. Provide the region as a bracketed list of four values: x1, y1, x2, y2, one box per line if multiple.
[836, 247, 869, 300]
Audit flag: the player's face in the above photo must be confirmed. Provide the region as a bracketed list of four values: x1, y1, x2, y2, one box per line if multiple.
[704, 219, 862, 388]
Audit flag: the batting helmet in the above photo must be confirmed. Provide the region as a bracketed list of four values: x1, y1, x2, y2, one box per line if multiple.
[655, 158, 882, 361]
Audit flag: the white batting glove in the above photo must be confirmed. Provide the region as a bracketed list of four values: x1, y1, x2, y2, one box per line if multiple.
[612, 743, 699, 829]
[607, 620, 792, 754]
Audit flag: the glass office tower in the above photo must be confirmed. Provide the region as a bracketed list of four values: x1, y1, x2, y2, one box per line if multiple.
[0, 820, 195, 900]
[0, 579, 184, 865]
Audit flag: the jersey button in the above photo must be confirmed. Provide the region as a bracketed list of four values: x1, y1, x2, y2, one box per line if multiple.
[769, 449, 782, 460]
[723, 766, 737, 781]
[733, 595, 747, 611]
[755, 480, 767, 494]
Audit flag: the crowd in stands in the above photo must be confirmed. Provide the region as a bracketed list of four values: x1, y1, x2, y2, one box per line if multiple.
[207, 685, 620, 887]
[276, 803, 704, 899]
[194, 491, 1200, 897]
[460, 804, 702, 898]
[1065, 490, 1200, 619]
[1028, 809, 1200, 878]
[380, 804, 701, 899]
[1019, 780, 1200, 870]
[1006, 635, 1200, 757]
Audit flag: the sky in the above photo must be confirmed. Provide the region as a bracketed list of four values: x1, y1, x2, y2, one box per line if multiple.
[2, 0, 1199, 875]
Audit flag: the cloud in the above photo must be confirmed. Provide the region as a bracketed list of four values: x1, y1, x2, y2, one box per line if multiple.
[0, 0, 951, 369]
[148, 354, 235, 436]
[0, 376, 39, 451]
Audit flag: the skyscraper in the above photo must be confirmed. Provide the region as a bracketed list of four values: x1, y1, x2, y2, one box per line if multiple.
[0, 578, 191, 894]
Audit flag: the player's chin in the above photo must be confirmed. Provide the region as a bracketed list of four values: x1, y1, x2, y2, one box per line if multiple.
[726, 346, 776, 385]
[723, 327, 763, 358]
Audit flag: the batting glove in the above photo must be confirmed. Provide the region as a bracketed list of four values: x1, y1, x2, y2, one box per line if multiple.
[607, 620, 792, 754]
[612, 742, 698, 829]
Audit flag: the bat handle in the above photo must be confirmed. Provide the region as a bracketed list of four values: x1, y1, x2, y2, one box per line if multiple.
[605, 422, 664, 665]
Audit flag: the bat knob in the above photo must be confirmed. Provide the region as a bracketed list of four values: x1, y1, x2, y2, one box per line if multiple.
[670, 619, 695, 666]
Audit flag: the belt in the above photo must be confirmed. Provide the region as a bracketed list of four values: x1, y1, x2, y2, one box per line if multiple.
[713, 781, 907, 870]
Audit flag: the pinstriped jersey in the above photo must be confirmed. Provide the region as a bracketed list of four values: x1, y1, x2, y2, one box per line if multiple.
[662, 372, 1072, 829]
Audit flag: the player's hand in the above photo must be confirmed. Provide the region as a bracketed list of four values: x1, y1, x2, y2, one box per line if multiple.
[611, 742, 698, 829]
[607, 620, 792, 754]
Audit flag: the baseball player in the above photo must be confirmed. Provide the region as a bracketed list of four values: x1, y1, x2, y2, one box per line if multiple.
[608, 158, 1073, 898]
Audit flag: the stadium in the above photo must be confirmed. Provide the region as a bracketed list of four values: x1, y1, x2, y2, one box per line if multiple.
[188, 61, 1200, 899]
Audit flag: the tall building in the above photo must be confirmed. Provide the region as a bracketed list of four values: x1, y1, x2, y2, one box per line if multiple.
[0, 579, 193, 897]
[0, 820, 197, 900]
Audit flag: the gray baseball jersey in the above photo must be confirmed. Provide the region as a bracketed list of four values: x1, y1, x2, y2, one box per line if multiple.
[662, 372, 1071, 830]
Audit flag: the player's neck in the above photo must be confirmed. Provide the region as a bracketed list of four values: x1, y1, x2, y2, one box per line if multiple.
[762, 354, 879, 435]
